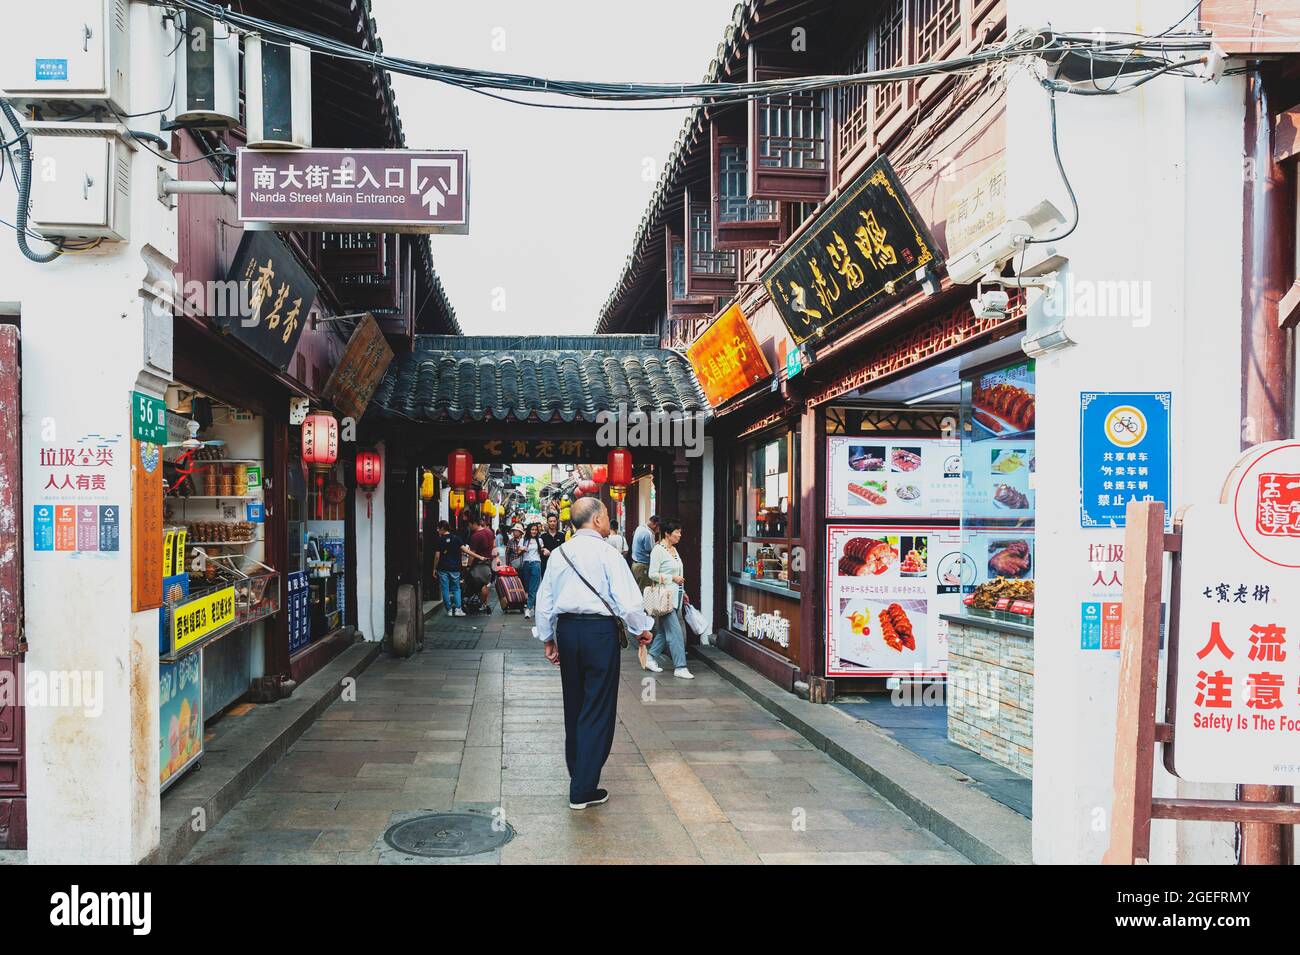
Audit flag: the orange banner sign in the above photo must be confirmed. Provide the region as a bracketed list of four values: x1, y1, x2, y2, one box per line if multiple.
[685, 303, 772, 407]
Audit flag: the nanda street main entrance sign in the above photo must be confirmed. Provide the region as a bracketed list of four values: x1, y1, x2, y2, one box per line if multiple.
[237, 148, 469, 234]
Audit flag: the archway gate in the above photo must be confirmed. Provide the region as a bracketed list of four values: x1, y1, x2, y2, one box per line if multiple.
[364, 335, 711, 633]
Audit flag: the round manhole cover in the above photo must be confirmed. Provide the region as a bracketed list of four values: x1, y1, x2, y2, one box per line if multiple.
[383, 812, 515, 858]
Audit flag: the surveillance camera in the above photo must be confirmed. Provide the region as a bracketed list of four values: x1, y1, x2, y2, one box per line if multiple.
[944, 200, 1067, 285]
[971, 288, 1010, 319]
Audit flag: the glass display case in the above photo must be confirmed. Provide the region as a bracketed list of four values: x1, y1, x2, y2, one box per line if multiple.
[729, 426, 801, 593]
[959, 358, 1036, 621]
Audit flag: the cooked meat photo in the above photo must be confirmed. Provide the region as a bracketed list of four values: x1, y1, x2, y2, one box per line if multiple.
[847, 482, 888, 506]
[973, 382, 1035, 432]
[840, 537, 898, 575]
[988, 540, 1031, 578]
[848, 452, 884, 471]
[890, 448, 921, 471]
[993, 483, 1029, 509]
[879, 604, 916, 652]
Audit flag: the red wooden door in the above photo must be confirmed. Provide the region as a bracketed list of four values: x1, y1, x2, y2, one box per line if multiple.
[0, 323, 25, 849]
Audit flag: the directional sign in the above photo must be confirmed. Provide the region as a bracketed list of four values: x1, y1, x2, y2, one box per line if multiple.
[237, 148, 469, 234]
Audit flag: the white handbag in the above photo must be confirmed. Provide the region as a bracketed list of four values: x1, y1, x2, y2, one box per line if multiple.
[642, 583, 675, 617]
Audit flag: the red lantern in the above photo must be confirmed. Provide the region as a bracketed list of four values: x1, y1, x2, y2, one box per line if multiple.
[607, 448, 633, 489]
[447, 449, 474, 490]
[578, 479, 598, 496]
[356, 449, 382, 518]
[591, 465, 608, 485]
[302, 412, 339, 519]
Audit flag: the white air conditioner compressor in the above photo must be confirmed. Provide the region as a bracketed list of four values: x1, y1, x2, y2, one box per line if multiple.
[168, 10, 240, 127]
[244, 36, 312, 149]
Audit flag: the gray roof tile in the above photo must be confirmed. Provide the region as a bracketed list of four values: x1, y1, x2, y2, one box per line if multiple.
[371, 335, 710, 423]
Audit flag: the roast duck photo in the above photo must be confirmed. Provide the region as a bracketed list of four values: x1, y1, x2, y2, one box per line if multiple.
[838, 537, 899, 576]
[988, 539, 1031, 577]
[973, 382, 1035, 433]
[993, 483, 1030, 509]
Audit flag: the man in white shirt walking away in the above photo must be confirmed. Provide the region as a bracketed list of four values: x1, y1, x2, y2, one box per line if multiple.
[534, 497, 653, 809]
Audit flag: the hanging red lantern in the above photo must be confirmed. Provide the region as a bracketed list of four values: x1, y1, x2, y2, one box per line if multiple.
[578, 479, 598, 496]
[607, 448, 633, 491]
[591, 465, 608, 485]
[447, 449, 474, 490]
[302, 411, 339, 519]
[356, 449, 383, 518]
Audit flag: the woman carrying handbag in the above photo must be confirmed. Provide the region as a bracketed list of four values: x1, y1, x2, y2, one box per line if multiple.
[642, 519, 693, 679]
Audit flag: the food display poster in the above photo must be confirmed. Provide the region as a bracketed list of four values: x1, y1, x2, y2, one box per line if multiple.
[826, 436, 961, 520]
[962, 361, 1036, 521]
[1080, 392, 1171, 529]
[160, 651, 203, 791]
[963, 528, 1035, 590]
[825, 523, 963, 678]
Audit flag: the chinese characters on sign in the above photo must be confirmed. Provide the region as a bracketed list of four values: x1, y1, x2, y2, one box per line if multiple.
[763, 155, 937, 345]
[238, 148, 469, 233]
[476, 439, 603, 463]
[1080, 392, 1172, 528]
[31, 431, 123, 557]
[1172, 441, 1300, 785]
[220, 230, 319, 371]
[685, 302, 772, 406]
[322, 313, 395, 423]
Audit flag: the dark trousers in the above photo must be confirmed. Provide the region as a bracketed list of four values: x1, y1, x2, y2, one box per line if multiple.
[555, 616, 621, 803]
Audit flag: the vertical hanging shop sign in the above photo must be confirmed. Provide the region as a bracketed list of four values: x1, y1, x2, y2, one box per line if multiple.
[685, 302, 772, 406]
[132, 438, 163, 611]
[1080, 392, 1172, 528]
[219, 231, 319, 371]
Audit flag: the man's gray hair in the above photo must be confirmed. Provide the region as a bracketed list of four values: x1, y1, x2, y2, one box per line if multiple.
[570, 497, 605, 529]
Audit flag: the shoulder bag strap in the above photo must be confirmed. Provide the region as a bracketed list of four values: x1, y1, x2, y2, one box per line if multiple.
[559, 546, 617, 618]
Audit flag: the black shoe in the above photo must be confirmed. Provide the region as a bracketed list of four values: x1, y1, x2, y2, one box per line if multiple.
[569, 788, 609, 810]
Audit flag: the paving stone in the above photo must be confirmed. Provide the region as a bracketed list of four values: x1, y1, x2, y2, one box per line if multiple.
[183, 608, 971, 865]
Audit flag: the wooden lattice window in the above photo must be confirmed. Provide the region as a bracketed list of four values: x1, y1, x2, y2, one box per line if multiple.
[670, 237, 687, 301]
[836, 36, 872, 166]
[873, 0, 907, 128]
[747, 48, 830, 201]
[915, 0, 962, 62]
[712, 109, 782, 249]
[684, 188, 737, 296]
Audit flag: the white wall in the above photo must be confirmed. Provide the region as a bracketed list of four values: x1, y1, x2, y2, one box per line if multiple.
[354, 442, 387, 641]
[1009, 0, 1243, 864]
[1, 4, 180, 861]
[700, 437, 714, 635]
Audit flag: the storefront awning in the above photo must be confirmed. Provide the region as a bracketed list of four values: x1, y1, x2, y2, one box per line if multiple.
[370, 335, 711, 424]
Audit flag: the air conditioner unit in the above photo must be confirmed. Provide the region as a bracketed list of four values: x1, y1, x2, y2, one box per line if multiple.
[0, 0, 131, 115]
[168, 10, 240, 127]
[24, 121, 135, 242]
[244, 36, 311, 149]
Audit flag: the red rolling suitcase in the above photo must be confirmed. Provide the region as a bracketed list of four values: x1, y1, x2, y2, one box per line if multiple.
[495, 570, 527, 612]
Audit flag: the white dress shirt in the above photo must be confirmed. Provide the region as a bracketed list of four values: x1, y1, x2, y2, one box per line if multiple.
[532, 528, 654, 642]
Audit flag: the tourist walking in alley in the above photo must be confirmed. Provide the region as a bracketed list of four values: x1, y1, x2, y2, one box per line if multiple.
[630, 514, 659, 589]
[606, 519, 629, 561]
[533, 498, 653, 810]
[465, 514, 497, 615]
[539, 513, 565, 574]
[433, 520, 468, 617]
[645, 519, 693, 679]
[519, 521, 544, 619]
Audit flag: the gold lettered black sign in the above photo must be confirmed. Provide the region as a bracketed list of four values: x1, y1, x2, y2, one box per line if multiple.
[763, 155, 936, 345]
[220, 231, 319, 370]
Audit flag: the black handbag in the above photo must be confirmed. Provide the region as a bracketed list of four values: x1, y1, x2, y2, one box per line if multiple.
[558, 547, 629, 649]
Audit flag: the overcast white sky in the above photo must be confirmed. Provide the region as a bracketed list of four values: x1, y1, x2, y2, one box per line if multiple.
[370, 0, 739, 336]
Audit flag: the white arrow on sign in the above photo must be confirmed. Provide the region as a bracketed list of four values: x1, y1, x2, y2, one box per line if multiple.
[410, 158, 460, 216]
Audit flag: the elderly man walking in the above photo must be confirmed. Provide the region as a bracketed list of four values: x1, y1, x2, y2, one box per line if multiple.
[533, 497, 653, 809]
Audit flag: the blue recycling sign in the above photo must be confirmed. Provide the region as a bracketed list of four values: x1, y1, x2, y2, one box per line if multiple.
[1080, 391, 1171, 528]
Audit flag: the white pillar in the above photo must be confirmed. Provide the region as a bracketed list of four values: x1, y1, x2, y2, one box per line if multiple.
[1008, 0, 1243, 863]
[354, 442, 387, 641]
[2, 4, 179, 862]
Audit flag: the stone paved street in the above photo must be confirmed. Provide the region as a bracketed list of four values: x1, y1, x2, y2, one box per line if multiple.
[183, 605, 969, 864]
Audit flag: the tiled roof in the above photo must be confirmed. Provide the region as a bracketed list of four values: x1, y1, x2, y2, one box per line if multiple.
[371, 335, 710, 423]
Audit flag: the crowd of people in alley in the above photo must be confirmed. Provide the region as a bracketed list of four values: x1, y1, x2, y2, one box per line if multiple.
[430, 493, 703, 811]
